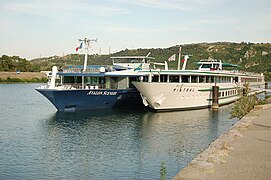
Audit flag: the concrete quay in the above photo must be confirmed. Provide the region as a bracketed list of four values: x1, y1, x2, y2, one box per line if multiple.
[174, 102, 271, 180]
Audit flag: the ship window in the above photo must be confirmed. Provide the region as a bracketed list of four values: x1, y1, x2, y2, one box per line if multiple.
[169, 75, 179, 82]
[160, 75, 168, 82]
[219, 92, 221, 97]
[222, 92, 224, 97]
[92, 77, 99, 84]
[206, 76, 211, 83]
[223, 77, 230, 83]
[152, 75, 159, 82]
[76, 77, 82, 83]
[217, 76, 223, 83]
[99, 77, 105, 88]
[63, 76, 82, 84]
[191, 76, 198, 83]
[85, 76, 105, 86]
[210, 76, 215, 83]
[110, 77, 118, 89]
[228, 77, 231, 82]
[63, 76, 74, 83]
[215, 77, 220, 83]
[139, 76, 148, 82]
[117, 77, 128, 89]
[201, 64, 212, 68]
[181, 75, 190, 83]
[199, 76, 206, 83]
[129, 77, 137, 88]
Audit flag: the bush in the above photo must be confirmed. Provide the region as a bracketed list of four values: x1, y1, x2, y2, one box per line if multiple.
[7, 76, 23, 83]
[4, 76, 47, 83]
[231, 82, 267, 119]
[230, 95, 258, 119]
[160, 161, 167, 180]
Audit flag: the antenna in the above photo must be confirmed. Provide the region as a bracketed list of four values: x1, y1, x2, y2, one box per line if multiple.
[78, 37, 97, 72]
[78, 38, 98, 48]
[146, 52, 151, 57]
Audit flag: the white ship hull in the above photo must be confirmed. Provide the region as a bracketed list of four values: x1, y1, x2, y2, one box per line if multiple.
[132, 57, 265, 111]
[133, 82, 241, 110]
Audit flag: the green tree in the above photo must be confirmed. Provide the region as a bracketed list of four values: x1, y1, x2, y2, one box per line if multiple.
[0, 55, 16, 71]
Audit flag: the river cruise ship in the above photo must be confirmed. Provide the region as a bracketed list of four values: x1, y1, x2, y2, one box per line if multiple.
[36, 38, 154, 111]
[133, 58, 265, 111]
[36, 55, 155, 111]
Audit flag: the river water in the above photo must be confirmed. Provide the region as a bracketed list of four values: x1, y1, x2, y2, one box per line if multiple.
[0, 84, 240, 179]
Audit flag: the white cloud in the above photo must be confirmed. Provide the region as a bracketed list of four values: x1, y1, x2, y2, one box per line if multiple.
[117, 0, 190, 11]
[198, 17, 239, 25]
[117, 0, 227, 11]
[0, 0, 130, 16]
[105, 25, 199, 33]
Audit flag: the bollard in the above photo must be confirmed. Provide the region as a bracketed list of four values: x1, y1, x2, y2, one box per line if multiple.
[212, 86, 219, 109]
[265, 82, 268, 94]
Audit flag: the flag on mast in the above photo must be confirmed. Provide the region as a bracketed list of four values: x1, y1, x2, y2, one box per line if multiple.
[168, 54, 176, 61]
[76, 42, 83, 52]
[182, 55, 189, 62]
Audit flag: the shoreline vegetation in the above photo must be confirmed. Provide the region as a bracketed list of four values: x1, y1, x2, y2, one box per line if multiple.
[230, 83, 268, 119]
[0, 72, 47, 83]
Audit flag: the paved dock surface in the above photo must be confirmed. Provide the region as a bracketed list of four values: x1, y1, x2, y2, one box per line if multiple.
[174, 104, 271, 180]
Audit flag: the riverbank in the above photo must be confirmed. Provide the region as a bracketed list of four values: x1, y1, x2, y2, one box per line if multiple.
[174, 101, 271, 179]
[0, 72, 47, 83]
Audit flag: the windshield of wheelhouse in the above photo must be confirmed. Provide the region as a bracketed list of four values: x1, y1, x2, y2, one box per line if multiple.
[61, 76, 106, 89]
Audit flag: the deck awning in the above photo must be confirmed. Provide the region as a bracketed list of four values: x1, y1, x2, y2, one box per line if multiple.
[222, 63, 239, 67]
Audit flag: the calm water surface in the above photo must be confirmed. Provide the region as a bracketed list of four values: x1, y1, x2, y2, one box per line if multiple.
[0, 84, 239, 179]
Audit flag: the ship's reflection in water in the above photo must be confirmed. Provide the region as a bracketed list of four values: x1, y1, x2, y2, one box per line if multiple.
[41, 106, 236, 179]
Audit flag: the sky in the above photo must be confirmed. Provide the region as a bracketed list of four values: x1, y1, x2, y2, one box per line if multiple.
[0, 0, 270, 60]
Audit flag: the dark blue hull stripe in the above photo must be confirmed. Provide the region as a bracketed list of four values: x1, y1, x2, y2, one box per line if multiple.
[36, 89, 144, 111]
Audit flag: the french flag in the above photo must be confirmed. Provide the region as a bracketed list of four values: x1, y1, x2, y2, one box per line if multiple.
[76, 42, 83, 52]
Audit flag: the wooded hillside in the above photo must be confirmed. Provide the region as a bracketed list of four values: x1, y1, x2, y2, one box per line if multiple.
[1, 42, 270, 80]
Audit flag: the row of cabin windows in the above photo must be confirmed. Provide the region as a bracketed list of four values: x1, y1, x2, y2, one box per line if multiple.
[151, 75, 233, 83]
[62, 76, 105, 85]
[241, 77, 262, 82]
[61, 76, 141, 89]
[219, 90, 238, 97]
